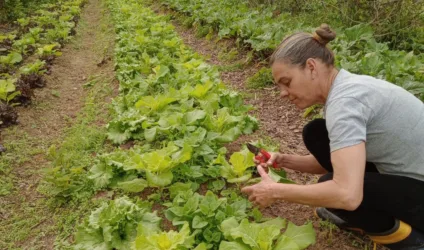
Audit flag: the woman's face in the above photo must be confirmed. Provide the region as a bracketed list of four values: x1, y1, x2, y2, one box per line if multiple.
[271, 61, 318, 109]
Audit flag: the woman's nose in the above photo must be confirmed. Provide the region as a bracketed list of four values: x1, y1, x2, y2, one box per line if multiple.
[280, 90, 289, 98]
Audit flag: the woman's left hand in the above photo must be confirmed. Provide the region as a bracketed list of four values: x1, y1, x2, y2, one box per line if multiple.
[241, 165, 278, 209]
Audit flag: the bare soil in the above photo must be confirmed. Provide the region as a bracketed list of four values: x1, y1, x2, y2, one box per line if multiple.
[165, 10, 385, 250]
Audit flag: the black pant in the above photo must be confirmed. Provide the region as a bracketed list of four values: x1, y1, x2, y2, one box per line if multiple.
[303, 118, 424, 233]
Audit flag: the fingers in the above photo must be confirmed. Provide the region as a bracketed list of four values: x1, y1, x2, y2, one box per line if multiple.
[267, 152, 278, 165]
[248, 195, 256, 202]
[242, 187, 258, 205]
[241, 186, 252, 195]
[249, 196, 261, 208]
[250, 198, 267, 209]
[259, 162, 268, 169]
[257, 165, 271, 180]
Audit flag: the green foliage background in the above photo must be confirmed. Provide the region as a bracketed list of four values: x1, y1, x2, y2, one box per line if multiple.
[0, 0, 55, 22]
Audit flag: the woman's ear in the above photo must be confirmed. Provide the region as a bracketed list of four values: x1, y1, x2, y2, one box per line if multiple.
[305, 58, 317, 80]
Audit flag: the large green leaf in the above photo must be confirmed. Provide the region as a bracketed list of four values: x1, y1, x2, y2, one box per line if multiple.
[199, 190, 224, 215]
[227, 218, 285, 250]
[189, 81, 214, 99]
[9, 52, 23, 64]
[135, 95, 177, 111]
[116, 178, 148, 193]
[220, 217, 239, 239]
[229, 149, 255, 176]
[144, 127, 157, 142]
[133, 223, 194, 250]
[107, 121, 131, 144]
[153, 64, 170, 78]
[282, 222, 316, 249]
[172, 144, 193, 163]
[219, 241, 251, 250]
[268, 168, 296, 184]
[183, 110, 206, 125]
[192, 215, 208, 229]
[142, 151, 173, 172]
[273, 235, 300, 250]
[145, 170, 173, 187]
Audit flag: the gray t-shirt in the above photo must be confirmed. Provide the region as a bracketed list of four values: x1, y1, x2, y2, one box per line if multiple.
[324, 69, 424, 181]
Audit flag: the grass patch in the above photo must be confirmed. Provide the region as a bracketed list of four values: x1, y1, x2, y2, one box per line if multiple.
[0, 1, 117, 245]
[0, 130, 46, 195]
[246, 67, 273, 89]
[0, 72, 116, 249]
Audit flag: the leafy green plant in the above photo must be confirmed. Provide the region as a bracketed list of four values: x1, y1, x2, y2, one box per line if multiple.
[19, 59, 46, 75]
[161, 0, 424, 100]
[133, 222, 196, 250]
[16, 17, 31, 28]
[1, 0, 85, 78]
[44, 24, 72, 44]
[65, 1, 320, 250]
[37, 43, 62, 61]
[74, 196, 158, 250]
[89, 142, 193, 189]
[220, 217, 316, 250]
[13, 34, 37, 54]
[213, 148, 255, 183]
[0, 52, 23, 67]
[0, 78, 21, 104]
[164, 190, 254, 246]
[0, 34, 17, 45]
[319, 220, 339, 245]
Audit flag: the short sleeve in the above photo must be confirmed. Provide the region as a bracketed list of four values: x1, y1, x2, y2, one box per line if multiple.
[325, 97, 372, 152]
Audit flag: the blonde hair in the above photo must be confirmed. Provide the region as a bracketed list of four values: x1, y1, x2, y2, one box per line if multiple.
[270, 24, 336, 67]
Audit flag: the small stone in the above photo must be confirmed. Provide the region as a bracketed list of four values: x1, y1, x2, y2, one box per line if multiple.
[289, 125, 296, 130]
[0, 144, 6, 153]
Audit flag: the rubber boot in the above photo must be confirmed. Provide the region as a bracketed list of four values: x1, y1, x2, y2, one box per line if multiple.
[369, 220, 424, 250]
[315, 208, 424, 250]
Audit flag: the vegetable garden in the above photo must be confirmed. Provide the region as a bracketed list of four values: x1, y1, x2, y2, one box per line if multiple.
[0, 0, 86, 127]
[1, 0, 423, 249]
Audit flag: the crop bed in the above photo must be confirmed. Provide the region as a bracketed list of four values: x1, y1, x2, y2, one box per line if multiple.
[69, 0, 317, 249]
[0, 0, 86, 127]
[160, 0, 424, 102]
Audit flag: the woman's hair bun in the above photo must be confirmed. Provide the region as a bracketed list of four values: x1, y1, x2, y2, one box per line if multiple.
[314, 23, 336, 45]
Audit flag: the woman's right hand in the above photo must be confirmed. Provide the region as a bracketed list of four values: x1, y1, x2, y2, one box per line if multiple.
[253, 152, 286, 169]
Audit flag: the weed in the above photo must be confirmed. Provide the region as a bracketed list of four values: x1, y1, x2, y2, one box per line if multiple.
[247, 67, 274, 89]
[216, 62, 243, 72]
[218, 47, 239, 62]
[303, 104, 323, 120]
[51, 90, 60, 97]
[319, 219, 339, 244]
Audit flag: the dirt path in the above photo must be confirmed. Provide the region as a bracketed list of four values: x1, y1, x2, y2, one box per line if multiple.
[0, 0, 115, 248]
[157, 7, 384, 250]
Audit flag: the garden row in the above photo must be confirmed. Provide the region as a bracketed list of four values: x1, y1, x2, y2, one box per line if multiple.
[0, 0, 86, 127]
[160, 0, 424, 101]
[61, 0, 317, 249]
